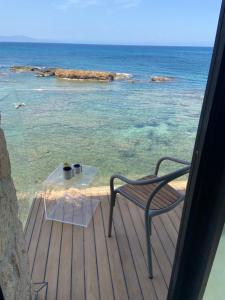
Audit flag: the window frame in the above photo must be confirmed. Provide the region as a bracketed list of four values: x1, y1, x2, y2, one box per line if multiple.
[168, 1, 225, 299]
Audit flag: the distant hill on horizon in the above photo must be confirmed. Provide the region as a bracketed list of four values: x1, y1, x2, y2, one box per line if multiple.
[0, 35, 58, 43]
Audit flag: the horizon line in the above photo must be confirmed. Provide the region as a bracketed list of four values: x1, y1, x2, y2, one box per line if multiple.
[0, 40, 213, 48]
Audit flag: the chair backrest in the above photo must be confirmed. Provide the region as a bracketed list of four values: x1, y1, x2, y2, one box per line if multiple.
[146, 165, 190, 215]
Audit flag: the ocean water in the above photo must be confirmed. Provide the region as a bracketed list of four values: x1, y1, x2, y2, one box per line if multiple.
[0, 43, 212, 222]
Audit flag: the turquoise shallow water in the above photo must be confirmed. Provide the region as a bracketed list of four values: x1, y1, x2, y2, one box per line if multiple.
[0, 43, 212, 222]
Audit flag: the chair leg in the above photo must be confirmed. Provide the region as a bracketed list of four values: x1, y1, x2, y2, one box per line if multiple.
[108, 192, 116, 237]
[145, 214, 153, 279]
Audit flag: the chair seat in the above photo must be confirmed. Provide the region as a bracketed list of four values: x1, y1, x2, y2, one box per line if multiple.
[117, 175, 181, 210]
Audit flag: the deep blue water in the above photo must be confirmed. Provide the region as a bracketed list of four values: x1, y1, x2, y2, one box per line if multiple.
[0, 42, 212, 221]
[0, 43, 210, 85]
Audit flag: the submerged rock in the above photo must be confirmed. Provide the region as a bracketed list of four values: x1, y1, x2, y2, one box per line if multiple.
[15, 103, 26, 109]
[10, 65, 41, 72]
[151, 76, 174, 82]
[55, 69, 115, 81]
[10, 65, 56, 77]
[35, 68, 57, 77]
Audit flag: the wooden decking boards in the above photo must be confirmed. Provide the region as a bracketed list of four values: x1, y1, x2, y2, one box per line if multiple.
[25, 192, 182, 300]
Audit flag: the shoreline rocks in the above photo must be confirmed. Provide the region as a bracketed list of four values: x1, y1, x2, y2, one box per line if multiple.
[10, 65, 119, 81]
[151, 76, 174, 82]
[10, 66, 175, 83]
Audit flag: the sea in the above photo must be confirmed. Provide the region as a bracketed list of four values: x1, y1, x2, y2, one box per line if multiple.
[0, 42, 212, 222]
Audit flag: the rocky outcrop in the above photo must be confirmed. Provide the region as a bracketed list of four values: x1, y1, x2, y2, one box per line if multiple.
[10, 66, 176, 83]
[151, 76, 174, 82]
[10, 65, 132, 81]
[0, 128, 33, 300]
[55, 69, 115, 81]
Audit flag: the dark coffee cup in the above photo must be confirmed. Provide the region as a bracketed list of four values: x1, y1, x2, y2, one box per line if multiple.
[63, 166, 73, 180]
[73, 163, 82, 174]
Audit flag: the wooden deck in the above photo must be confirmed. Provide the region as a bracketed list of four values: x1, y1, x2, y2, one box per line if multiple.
[25, 191, 182, 300]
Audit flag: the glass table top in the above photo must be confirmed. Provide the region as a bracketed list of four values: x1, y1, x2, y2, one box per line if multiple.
[43, 164, 98, 189]
[43, 164, 99, 227]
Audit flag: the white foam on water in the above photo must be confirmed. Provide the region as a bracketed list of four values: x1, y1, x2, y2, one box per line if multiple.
[15, 86, 113, 92]
[114, 72, 133, 80]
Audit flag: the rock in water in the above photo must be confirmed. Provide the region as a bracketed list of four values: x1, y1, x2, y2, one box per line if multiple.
[0, 128, 33, 299]
[55, 69, 115, 81]
[10, 66, 56, 77]
[35, 68, 57, 77]
[10, 66, 41, 72]
[151, 76, 174, 82]
[15, 103, 26, 109]
[10, 65, 120, 81]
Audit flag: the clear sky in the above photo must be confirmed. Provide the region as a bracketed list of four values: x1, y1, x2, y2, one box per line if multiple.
[0, 0, 222, 46]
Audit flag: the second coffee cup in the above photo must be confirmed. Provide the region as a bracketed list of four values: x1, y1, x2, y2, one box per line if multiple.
[73, 163, 82, 174]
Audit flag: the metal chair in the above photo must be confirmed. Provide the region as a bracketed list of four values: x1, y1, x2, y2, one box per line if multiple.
[108, 157, 190, 279]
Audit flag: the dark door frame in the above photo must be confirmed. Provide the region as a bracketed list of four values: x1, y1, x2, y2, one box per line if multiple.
[0, 287, 3, 300]
[168, 1, 225, 299]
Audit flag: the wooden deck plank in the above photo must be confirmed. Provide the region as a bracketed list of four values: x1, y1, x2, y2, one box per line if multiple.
[100, 196, 129, 300]
[84, 218, 100, 300]
[71, 226, 85, 300]
[24, 196, 37, 234]
[31, 219, 52, 281]
[118, 198, 157, 300]
[152, 216, 175, 265]
[112, 196, 143, 300]
[138, 208, 172, 287]
[127, 201, 168, 300]
[174, 203, 183, 219]
[31, 219, 52, 300]
[167, 210, 180, 233]
[57, 203, 73, 300]
[93, 196, 114, 300]
[28, 199, 45, 272]
[57, 222, 73, 300]
[32, 220, 52, 299]
[25, 197, 41, 251]
[45, 210, 63, 300]
[159, 214, 179, 248]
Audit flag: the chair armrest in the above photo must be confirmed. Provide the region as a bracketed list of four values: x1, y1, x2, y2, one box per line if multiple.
[110, 174, 158, 189]
[154, 156, 190, 176]
[110, 165, 190, 193]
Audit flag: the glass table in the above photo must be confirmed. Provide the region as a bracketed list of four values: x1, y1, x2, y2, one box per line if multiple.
[43, 164, 98, 227]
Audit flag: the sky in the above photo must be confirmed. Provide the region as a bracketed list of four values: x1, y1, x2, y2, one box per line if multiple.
[0, 0, 222, 46]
